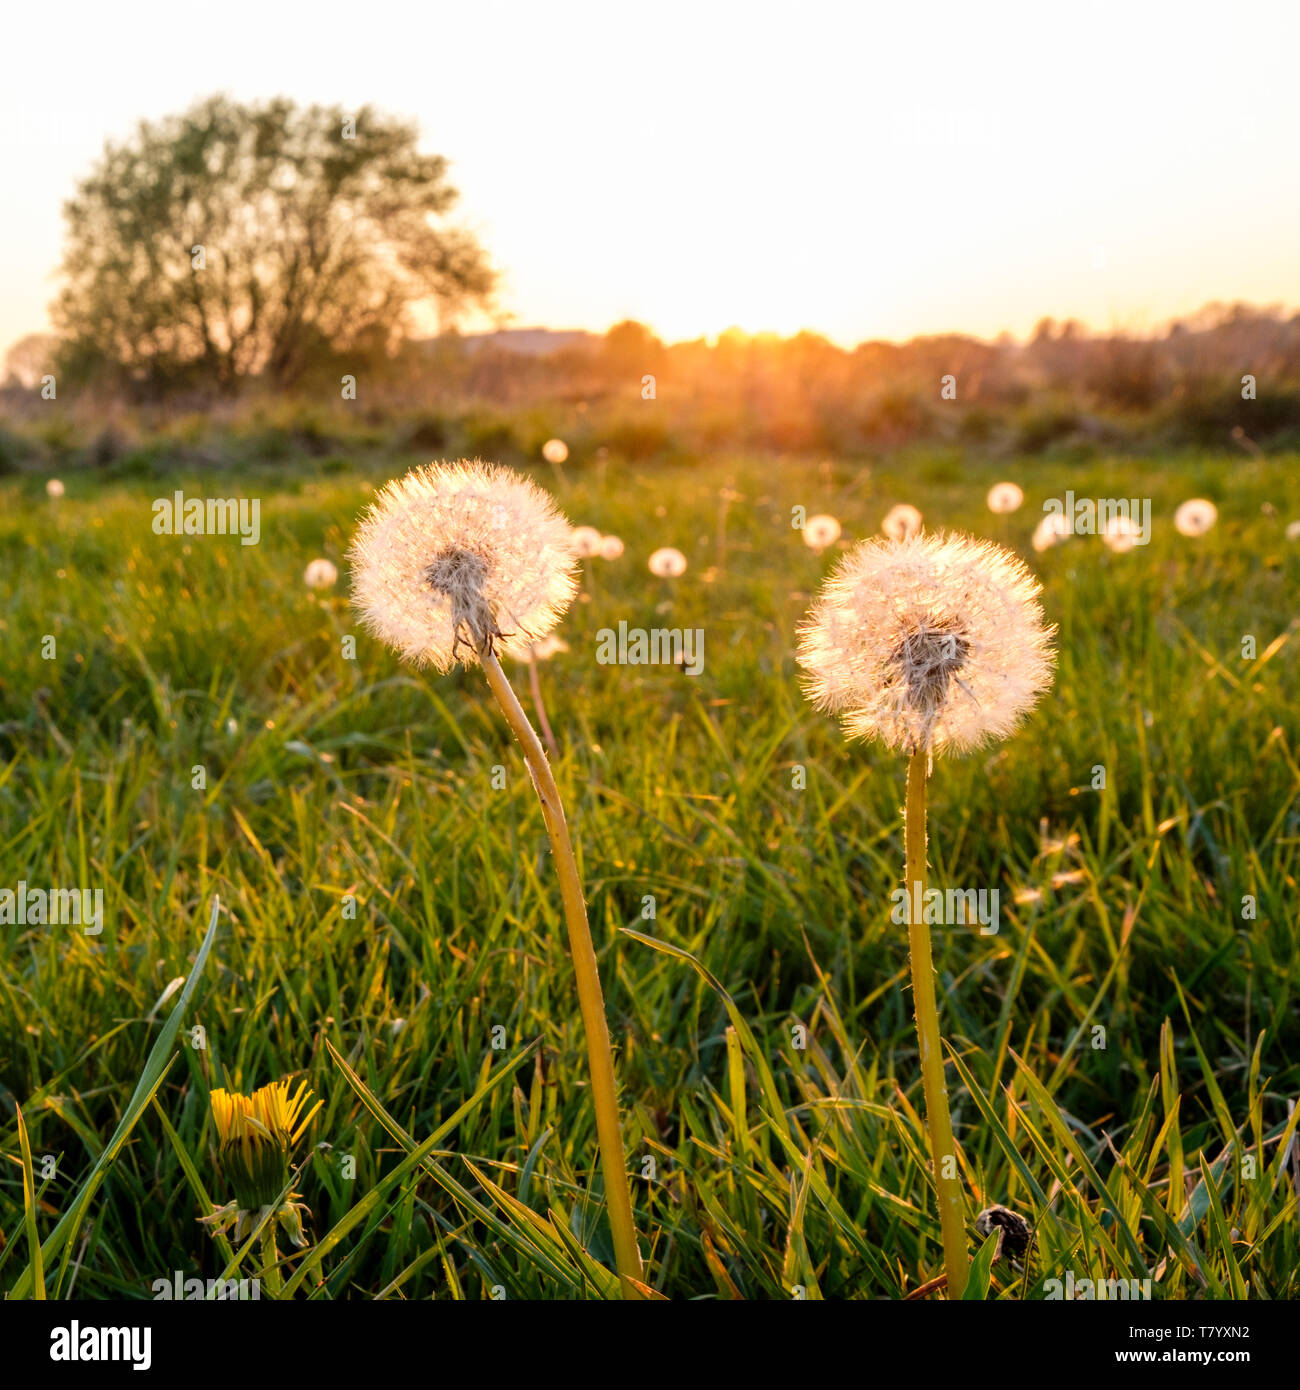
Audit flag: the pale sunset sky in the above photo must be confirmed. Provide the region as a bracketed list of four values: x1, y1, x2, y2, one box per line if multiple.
[2, 0, 1297, 359]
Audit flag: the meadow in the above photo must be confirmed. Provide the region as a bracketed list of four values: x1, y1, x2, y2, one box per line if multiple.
[1, 439, 1298, 1299]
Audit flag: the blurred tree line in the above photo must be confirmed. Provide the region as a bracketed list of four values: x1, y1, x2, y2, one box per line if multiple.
[4, 93, 1299, 457]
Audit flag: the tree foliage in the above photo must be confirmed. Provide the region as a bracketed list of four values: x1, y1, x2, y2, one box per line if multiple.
[52, 95, 495, 395]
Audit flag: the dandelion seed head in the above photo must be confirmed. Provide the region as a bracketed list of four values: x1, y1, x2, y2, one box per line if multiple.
[570, 525, 604, 558]
[987, 482, 1024, 514]
[599, 533, 625, 560]
[349, 460, 578, 672]
[1102, 514, 1141, 553]
[797, 531, 1056, 756]
[46, 478, 65, 499]
[1286, 520, 1300, 542]
[882, 503, 923, 542]
[803, 514, 842, 551]
[527, 634, 570, 662]
[303, 557, 338, 589]
[1031, 512, 1072, 552]
[1175, 498, 1217, 536]
[649, 546, 688, 577]
[542, 437, 569, 464]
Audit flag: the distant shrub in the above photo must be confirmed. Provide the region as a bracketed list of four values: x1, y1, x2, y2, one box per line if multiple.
[84, 426, 128, 468]
[602, 414, 671, 460]
[403, 414, 449, 452]
[460, 413, 517, 459]
[0, 426, 32, 475]
[958, 406, 997, 444]
[860, 391, 931, 446]
[1016, 406, 1079, 454]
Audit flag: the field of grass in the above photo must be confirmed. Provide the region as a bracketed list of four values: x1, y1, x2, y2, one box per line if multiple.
[1, 444, 1298, 1299]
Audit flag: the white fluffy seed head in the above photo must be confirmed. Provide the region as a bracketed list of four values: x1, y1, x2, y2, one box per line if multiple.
[882, 503, 923, 541]
[987, 482, 1024, 514]
[797, 531, 1056, 756]
[1031, 513, 1071, 552]
[649, 546, 688, 577]
[803, 514, 842, 551]
[542, 438, 569, 464]
[1102, 515, 1141, 553]
[1174, 498, 1217, 536]
[46, 478, 65, 499]
[304, 557, 339, 589]
[599, 534, 625, 560]
[570, 525, 604, 558]
[526, 635, 570, 662]
[349, 460, 579, 672]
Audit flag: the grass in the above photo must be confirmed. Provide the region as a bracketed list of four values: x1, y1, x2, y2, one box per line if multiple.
[1, 443, 1298, 1299]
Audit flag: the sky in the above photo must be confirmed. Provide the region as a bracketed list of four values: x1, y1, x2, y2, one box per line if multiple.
[3, 0, 1299, 360]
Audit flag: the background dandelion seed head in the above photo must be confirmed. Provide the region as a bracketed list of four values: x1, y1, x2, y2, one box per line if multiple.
[1103, 515, 1141, 553]
[987, 482, 1025, 514]
[570, 525, 604, 558]
[882, 503, 923, 541]
[303, 557, 338, 589]
[1175, 497, 1218, 536]
[803, 514, 842, 551]
[649, 546, 688, 577]
[1032, 512, 1072, 552]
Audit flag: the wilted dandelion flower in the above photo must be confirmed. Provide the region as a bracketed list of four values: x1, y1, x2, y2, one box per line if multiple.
[986, 482, 1024, 514]
[599, 534, 625, 560]
[542, 438, 569, 464]
[975, 1205, 1033, 1262]
[570, 525, 604, 558]
[303, 557, 338, 589]
[1031, 512, 1072, 552]
[798, 532, 1055, 756]
[203, 1079, 321, 1248]
[802, 514, 842, 552]
[1102, 514, 1141, 553]
[882, 503, 923, 542]
[46, 478, 65, 499]
[1174, 498, 1217, 537]
[349, 461, 578, 672]
[649, 546, 688, 577]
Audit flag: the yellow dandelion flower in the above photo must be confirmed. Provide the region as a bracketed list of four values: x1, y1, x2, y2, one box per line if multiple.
[205, 1079, 321, 1248]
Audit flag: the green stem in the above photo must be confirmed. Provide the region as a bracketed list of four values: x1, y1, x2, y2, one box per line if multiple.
[905, 748, 968, 1297]
[260, 1222, 282, 1298]
[480, 648, 645, 1298]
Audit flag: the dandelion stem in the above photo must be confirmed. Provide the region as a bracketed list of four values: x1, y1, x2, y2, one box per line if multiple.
[905, 747, 968, 1297]
[479, 647, 645, 1298]
[525, 645, 560, 761]
[260, 1223, 282, 1298]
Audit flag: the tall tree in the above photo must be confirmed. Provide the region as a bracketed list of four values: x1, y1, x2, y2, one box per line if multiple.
[52, 95, 495, 394]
